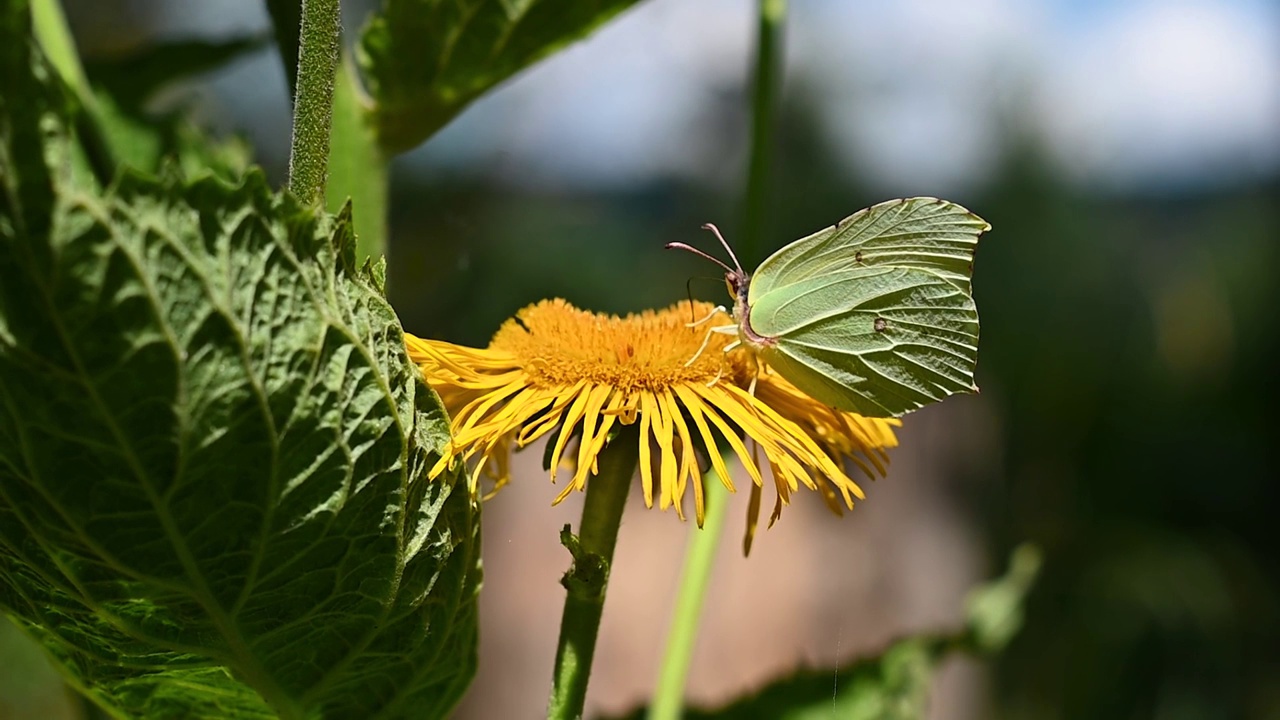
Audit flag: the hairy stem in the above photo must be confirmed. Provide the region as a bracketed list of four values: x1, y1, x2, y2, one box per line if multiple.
[287, 0, 341, 204]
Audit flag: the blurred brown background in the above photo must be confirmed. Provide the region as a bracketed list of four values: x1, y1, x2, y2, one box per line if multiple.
[3, 0, 1277, 718]
[453, 403, 997, 719]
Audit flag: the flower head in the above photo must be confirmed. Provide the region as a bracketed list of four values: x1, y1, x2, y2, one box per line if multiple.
[407, 299, 899, 546]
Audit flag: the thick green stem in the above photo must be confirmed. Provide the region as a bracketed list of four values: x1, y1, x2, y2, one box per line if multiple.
[327, 54, 389, 262]
[287, 0, 341, 205]
[649, 470, 731, 720]
[547, 428, 640, 720]
[741, 0, 786, 267]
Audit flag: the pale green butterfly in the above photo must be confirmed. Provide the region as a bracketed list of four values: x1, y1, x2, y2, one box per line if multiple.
[667, 197, 990, 418]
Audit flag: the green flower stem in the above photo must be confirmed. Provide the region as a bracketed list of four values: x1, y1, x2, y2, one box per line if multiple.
[649, 470, 731, 720]
[287, 0, 341, 205]
[649, 0, 787, 715]
[326, 54, 389, 262]
[741, 0, 787, 266]
[547, 427, 640, 720]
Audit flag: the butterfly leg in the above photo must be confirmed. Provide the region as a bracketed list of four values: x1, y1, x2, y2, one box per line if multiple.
[745, 352, 759, 397]
[694, 338, 739, 384]
[705, 362, 725, 388]
[685, 305, 730, 328]
[685, 322, 738, 367]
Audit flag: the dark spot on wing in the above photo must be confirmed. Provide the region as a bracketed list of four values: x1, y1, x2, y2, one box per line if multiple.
[855, 251, 863, 263]
[873, 317, 888, 333]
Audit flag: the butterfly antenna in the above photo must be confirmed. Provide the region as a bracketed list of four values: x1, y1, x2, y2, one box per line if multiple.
[665, 241, 735, 275]
[701, 222, 745, 274]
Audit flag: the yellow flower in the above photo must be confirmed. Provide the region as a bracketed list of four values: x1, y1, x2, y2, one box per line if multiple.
[406, 298, 899, 545]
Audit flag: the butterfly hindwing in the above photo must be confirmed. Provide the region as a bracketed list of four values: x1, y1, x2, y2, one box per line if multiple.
[748, 265, 979, 418]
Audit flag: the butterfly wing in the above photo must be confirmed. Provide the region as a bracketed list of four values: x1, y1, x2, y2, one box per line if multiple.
[748, 197, 988, 304]
[748, 262, 980, 418]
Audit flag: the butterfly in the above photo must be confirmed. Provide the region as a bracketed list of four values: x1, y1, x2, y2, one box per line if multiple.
[667, 197, 990, 418]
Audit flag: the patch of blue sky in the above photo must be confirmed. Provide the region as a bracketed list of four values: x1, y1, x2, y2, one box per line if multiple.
[125, 0, 1278, 196]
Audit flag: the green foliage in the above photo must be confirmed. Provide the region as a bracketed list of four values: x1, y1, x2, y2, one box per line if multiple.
[28, 0, 254, 186]
[680, 640, 936, 720]
[973, 149, 1280, 720]
[1, 16, 479, 720]
[358, 0, 642, 153]
[91, 91, 253, 183]
[611, 546, 1040, 720]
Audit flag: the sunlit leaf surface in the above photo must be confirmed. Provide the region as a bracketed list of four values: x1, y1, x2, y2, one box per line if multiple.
[0, 14, 478, 719]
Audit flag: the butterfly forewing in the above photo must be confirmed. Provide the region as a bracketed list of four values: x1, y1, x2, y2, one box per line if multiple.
[747, 197, 988, 304]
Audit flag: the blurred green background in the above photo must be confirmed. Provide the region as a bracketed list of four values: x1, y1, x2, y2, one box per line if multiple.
[3, 1, 1277, 719]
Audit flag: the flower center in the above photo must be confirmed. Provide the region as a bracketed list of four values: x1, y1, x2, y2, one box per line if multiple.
[490, 299, 755, 392]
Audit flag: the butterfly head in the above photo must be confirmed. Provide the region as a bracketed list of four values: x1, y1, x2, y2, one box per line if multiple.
[665, 222, 749, 304]
[725, 268, 749, 302]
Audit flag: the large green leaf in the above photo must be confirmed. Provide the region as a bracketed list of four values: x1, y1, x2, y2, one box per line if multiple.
[358, 0, 642, 153]
[0, 14, 479, 720]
